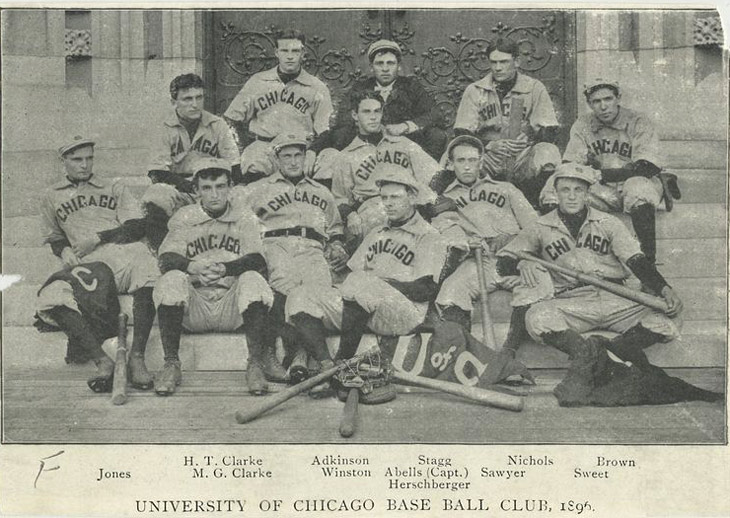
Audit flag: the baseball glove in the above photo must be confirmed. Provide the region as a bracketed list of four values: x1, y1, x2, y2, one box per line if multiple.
[325, 240, 350, 272]
[334, 355, 396, 405]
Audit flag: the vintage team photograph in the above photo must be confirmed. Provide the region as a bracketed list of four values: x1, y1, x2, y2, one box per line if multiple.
[1, 7, 726, 444]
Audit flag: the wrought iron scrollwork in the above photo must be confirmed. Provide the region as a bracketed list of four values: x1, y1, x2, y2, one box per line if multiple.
[414, 16, 560, 125]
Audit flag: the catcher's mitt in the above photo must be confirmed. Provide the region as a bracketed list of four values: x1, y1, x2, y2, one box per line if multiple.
[334, 353, 396, 405]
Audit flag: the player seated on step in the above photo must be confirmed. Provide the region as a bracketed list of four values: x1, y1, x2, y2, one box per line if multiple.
[143, 73, 240, 250]
[37, 136, 159, 392]
[238, 133, 348, 385]
[539, 78, 681, 263]
[329, 39, 448, 159]
[330, 90, 442, 250]
[152, 158, 276, 396]
[431, 135, 552, 356]
[287, 169, 450, 395]
[496, 163, 683, 402]
[224, 29, 333, 185]
[447, 36, 561, 208]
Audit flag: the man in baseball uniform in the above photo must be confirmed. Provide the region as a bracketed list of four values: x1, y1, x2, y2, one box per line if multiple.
[539, 79, 677, 263]
[143, 73, 240, 250]
[497, 163, 683, 401]
[432, 135, 551, 352]
[331, 91, 440, 248]
[224, 29, 334, 183]
[37, 136, 159, 392]
[240, 133, 348, 382]
[287, 168, 449, 383]
[153, 158, 275, 396]
[329, 39, 447, 159]
[452, 37, 561, 208]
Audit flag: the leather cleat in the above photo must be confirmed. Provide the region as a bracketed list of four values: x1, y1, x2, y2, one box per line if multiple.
[128, 354, 154, 390]
[246, 360, 268, 396]
[262, 344, 288, 383]
[87, 355, 115, 393]
[154, 360, 182, 396]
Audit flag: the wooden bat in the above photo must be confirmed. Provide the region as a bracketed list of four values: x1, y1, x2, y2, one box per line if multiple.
[339, 389, 359, 438]
[235, 349, 377, 424]
[474, 246, 497, 347]
[111, 313, 129, 406]
[512, 251, 670, 312]
[392, 369, 524, 412]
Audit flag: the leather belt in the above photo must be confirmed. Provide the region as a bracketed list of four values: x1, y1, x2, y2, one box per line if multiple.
[263, 226, 325, 243]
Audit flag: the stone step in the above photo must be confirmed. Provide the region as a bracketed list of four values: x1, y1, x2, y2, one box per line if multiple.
[4, 274, 725, 327]
[665, 168, 726, 204]
[663, 140, 727, 170]
[3, 318, 724, 372]
[5, 199, 726, 249]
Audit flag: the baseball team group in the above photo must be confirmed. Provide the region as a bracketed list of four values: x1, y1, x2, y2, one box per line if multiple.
[34, 29, 691, 407]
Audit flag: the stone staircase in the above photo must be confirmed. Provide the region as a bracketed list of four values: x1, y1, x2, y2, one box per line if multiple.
[2, 140, 726, 370]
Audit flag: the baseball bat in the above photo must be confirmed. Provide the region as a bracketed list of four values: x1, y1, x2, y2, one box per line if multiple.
[111, 313, 129, 406]
[392, 369, 524, 412]
[505, 97, 524, 140]
[235, 349, 377, 424]
[474, 247, 498, 348]
[512, 251, 670, 312]
[339, 388, 359, 438]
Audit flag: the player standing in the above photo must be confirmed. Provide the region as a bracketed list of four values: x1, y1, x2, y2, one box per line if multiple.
[153, 158, 275, 396]
[539, 79, 679, 263]
[224, 29, 334, 183]
[143, 73, 240, 249]
[37, 136, 158, 392]
[451, 37, 561, 207]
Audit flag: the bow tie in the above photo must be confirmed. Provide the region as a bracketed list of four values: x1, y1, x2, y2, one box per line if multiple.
[374, 83, 394, 101]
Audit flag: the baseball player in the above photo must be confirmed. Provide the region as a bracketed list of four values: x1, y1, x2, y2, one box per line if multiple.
[37, 136, 159, 392]
[143, 73, 240, 250]
[287, 168, 449, 391]
[432, 135, 552, 353]
[239, 133, 347, 382]
[497, 163, 683, 401]
[452, 37, 561, 208]
[224, 29, 334, 183]
[539, 79, 679, 263]
[329, 39, 447, 159]
[331, 91, 440, 247]
[153, 158, 275, 396]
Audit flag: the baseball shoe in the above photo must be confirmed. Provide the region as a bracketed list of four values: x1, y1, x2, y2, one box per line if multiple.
[246, 360, 268, 396]
[262, 344, 288, 382]
[128, 354, 154, 390]
[154, 360, 182, 396]
[553, 337, 601, 406]
[87, 355, 115, 393]
[65, 339, 92, 364]
[308, 359, 336, 399]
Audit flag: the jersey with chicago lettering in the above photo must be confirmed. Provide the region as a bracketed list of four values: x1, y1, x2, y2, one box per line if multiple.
[498, 207, 642, 291]
[223, 67, 333, 139]
[159, 202, 264, 290]
[348, 212, 448, 284]
[148, 110, 239, 177]
[433, 176, 537, 240]
[331, 134, 439, 208]
[454, 72, 558, 142]
[40, 177, 143, 249]
[243, 174, 343, 238]
[39, 261, 121, 340]
[563, 107, 660, 170]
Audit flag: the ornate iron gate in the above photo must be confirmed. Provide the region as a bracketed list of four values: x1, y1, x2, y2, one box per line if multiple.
[205, 9, 576, 146]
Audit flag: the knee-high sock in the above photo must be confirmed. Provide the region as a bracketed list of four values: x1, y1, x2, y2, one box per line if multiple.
[502, 305, 530, 353]
[131, 287, 155, 356]
[290, 313, 332, 362]
[440, 305, 472, 332]
[541, 329, 587, 358]
[45, 306, 105, 359]
[630, 204, 656, 263]
[337, 300, 371, 360]
[242, 302, 268, 363]
[144, 203, 170, 251]
[157, 305, 183, 362]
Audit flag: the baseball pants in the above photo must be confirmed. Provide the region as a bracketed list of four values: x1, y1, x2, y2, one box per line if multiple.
[482, 142, 561, 184]
[142, 183, 197, 217]
[153, 270, 273, 333]
[525, 285, 681, 342]
[262, 236, 333, 296]
[540, 175, 663, 213]
[240, 141, 276, 177]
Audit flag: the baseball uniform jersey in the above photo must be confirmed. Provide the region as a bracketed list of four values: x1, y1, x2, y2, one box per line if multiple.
[40, 176, 158, 293]
[154, 202, 273, 332]
[498, 207, 679, 340]
[540, 107, 663, 212]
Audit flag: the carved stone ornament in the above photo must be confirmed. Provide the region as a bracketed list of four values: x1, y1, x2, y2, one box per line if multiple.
[693, 15, 723, 46]
[65, 29, 92, 58]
